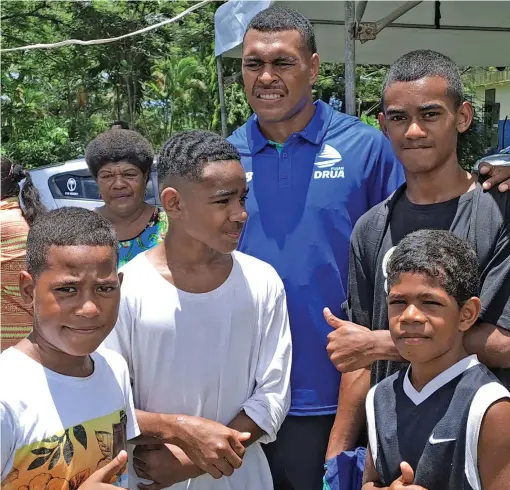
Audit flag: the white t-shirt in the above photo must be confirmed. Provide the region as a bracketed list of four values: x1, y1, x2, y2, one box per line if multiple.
[105, 251, 292, 490]
[0, 347, 139, 490]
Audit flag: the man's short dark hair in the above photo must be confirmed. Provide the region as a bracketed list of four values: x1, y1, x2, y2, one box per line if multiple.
[158, 130, 241, 186]
[85, 129, 153, 178]
[27, 207, 118, 279]
[382, 50, 464, 109]
[245, 5, 317, 55]
[387, 229, 480, 307]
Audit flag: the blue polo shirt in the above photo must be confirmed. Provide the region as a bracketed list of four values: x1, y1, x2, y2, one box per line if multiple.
[229, 100, 404, 415]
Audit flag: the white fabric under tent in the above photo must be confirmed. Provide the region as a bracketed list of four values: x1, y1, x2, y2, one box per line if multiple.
[216, 0, 510, 66]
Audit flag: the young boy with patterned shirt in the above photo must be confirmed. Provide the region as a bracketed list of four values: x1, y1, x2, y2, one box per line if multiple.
[0, 207, 139, 490]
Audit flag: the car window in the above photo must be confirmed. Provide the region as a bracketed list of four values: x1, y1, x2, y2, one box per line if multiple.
[50, 169, 156, 201]
[501, 146, 510, 155]
[51, 171, 101, 200]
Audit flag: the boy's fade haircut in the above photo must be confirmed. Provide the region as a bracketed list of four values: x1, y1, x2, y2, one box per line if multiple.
[85, 129, 153, 179]
[26, 207, 119, 279]
[245, 5, 317, 55]
[386, 229, 480, 307]
[382, 50, 464, 109]
[158, 130, 241, 187]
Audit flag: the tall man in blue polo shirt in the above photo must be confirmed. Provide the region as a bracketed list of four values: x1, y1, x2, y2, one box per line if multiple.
[228, 7, 403, 489]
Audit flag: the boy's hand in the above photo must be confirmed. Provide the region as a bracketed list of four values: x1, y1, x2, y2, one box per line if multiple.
[389, 462, 428, 490]
[134, 444, 204, 489]
[81, 450, 128, 490]
[175, 416, 250, 477]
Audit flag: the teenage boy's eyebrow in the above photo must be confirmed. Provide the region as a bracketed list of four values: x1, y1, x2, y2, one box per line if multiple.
[49, 277, 80, 286]
[211, 189, 237, 198]
[210, 187, 249, 199]
[388, 291, 445, 301]
[419, 103, 444, 111]
[385, 107, 406, 116]
[417, 292, 444, 301]
[49, 277, 118, 287]
[387, 292, 405, 300]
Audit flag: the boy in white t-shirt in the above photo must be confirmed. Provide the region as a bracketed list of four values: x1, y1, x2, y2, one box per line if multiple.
[105, 130, 292, 490]
[0, 207, 139, 490]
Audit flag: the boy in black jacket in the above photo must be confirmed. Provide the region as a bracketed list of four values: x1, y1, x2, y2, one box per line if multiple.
[325, 50, 510, 457]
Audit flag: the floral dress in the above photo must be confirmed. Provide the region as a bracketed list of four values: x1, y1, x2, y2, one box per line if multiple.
[118, 208, 168, 267]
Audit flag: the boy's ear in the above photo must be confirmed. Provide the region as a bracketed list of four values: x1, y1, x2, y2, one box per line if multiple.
[160, 186, 183, 219]
[19, 271, 35, 306]
[456, 101, 473, 135]
[378, 112, 388, 136]
[118, 272, 124, 287]
[458, 297, 482, 332]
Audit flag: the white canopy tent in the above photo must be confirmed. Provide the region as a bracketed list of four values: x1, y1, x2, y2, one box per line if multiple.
[220, 1, 510, 65]
[214, 0, 510, 132]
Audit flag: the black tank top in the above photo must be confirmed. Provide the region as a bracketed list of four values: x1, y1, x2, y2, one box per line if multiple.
[366, 356, 509, 489]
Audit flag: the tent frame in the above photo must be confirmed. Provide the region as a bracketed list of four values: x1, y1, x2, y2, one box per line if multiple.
[343, 0, 423, 115]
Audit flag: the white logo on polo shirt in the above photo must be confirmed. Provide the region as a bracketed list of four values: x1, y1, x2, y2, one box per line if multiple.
[314, 144, 344, 179]
[314, 144, 342, 168]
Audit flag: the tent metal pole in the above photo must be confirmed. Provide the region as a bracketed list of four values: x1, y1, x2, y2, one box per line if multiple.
[355, 0, 368, 23]
[374, 1, 422, 34]
[216, 55, 228, 137]
[344, 1, 356, 116]
[310, 19, 510, 32]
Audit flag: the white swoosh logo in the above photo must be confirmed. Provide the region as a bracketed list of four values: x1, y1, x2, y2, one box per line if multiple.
[429, 435, 456, 445]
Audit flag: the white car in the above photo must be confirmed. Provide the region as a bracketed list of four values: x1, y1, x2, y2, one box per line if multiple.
[24, 158, 160, 210]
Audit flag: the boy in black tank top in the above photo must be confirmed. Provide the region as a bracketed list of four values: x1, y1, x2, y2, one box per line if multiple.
[362, 230, 510, 490]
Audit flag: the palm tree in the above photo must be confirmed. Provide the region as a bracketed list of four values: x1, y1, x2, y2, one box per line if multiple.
[144, 56, 207, 141]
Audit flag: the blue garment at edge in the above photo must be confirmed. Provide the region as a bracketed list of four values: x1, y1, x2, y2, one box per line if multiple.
[323, 448, 367, 490]
[228, 100, 404, 415]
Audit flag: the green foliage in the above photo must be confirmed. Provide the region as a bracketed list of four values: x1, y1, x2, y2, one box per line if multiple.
[0, 1, 491, 169]
[1, 0, 219, 166]
[360, 113, 380, 129]
[458, 103, 489, 171]
[143, 56, 208, 143]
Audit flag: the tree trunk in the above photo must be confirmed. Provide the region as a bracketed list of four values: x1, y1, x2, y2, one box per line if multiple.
[116, 83, 121, 121]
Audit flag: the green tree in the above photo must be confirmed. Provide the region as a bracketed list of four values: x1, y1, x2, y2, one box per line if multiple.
[1, 0, 219, 165]
[143, 56, 208, 144]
